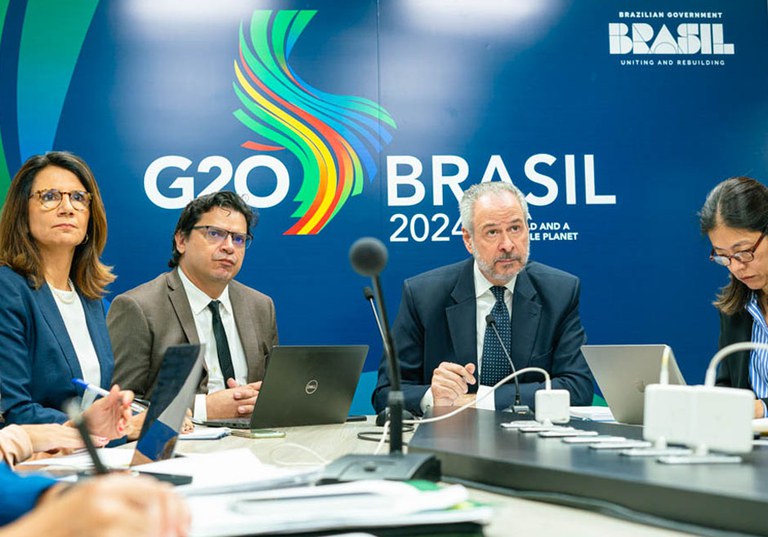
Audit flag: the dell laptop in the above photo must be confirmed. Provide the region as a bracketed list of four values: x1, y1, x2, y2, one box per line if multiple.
[204, 345, 368, 429]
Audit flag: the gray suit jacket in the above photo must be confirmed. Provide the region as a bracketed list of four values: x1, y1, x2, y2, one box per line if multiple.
[107, 268, 278, 398]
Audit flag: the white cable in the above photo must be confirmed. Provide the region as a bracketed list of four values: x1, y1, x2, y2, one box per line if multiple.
[268, 442, 331, 466]
[377, 367, 553, 450]
[374, 367, 554, 434]
[373, 420, 391, 455]
[705, 342, 768, 386]
[410, 366, 551, 425]
[660, 345, 671, 385]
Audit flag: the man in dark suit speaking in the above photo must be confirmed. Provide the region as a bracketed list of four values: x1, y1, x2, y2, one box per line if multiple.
[372, 181, 593, 415]
[108, 192, 277, 421]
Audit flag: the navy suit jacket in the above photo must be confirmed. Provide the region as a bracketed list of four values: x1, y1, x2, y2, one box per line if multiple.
[718, 308, 768, 408]
[372, 259, 594, 415]
[0, 266, 114, 425]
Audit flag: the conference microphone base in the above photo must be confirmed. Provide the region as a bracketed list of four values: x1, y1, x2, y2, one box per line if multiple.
[317, 453, 441, 484]
[505, 404, 532, 416]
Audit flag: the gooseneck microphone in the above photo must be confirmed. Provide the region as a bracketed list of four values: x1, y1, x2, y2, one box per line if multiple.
[363, 287, 388, 359]
[349, 238, 405, 451]
[318, 237, 439, 483]
[485, 314, 530, 415]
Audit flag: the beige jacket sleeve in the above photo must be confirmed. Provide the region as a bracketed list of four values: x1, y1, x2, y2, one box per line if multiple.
[0, 425, 34, 467]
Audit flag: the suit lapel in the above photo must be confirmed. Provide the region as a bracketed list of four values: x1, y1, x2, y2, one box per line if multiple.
[446, 260, 478, 368]
[35, 283, 82, 379]
[167, 269, 200, 345]
[510, 266, 542, 369]
[80, 296, 112, 386]
[229, 283, 264, 381]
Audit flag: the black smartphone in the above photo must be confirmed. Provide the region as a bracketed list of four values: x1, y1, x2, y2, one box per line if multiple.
[137, 471, 193, 486]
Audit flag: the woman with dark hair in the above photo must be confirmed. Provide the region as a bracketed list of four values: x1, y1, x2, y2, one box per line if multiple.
[700, 176, 768, 418]
[0, 151, 131, 439]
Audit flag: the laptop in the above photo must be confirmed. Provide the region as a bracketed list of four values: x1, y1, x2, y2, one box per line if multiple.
[581, 344, 686, 425]
[204, 345, 368, 429]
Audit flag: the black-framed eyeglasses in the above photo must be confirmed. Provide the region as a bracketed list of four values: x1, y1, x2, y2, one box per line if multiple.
[192, 225, 252, 249]
[29, 189, 92, 211]
[710, 233, 766, 266]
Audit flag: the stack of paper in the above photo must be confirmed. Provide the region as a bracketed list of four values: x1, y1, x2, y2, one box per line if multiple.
[179, 427, 232, 440]
[570, 406, 615, 422]
[18, 448, 318, 495]
[188, 480, 491, 536]
[146, 449, 318, 495]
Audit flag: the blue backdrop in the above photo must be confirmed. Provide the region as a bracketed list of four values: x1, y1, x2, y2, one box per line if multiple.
[1, 0, 766, 413]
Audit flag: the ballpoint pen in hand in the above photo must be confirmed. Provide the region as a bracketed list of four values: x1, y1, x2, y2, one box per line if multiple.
[71, 378, 147, 414]
[64, 398, 109, 475]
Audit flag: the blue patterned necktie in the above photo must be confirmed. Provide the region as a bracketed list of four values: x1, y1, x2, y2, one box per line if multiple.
[480, 286, 512, 386]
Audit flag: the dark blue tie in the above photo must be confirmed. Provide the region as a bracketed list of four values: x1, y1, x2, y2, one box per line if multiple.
[481, 286, 512, 386]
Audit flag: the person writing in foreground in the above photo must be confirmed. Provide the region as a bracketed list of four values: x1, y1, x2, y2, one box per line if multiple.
[372, 181, 593, 415]
[700, 176, 768, 418]
[0, 468, 189, 537]
[0, 417, 189, 535]
[0, 152, 131, 439]
[108, 191, 278, 422]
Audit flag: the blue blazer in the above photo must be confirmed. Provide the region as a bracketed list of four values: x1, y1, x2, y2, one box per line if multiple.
[372, 259, 594, 415]
[0, 463, 55, 525]
[0, 266, 113, 425]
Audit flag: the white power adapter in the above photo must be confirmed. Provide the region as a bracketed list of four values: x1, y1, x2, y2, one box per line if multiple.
[535, 389, 570, 424]
[693, 385, 754, 453]
[644, 384, 696, 445]
[644, 384, 753, 454]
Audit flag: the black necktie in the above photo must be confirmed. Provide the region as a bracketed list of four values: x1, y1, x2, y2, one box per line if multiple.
[208, 300, 235, 382]
[480, 286, 512, 385]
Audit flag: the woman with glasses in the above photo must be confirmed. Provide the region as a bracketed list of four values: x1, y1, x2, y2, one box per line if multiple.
[700, 176, 768, 418]
[0, 152, 132, 439]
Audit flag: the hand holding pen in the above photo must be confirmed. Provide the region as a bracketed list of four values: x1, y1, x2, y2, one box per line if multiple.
[64, 398, 109, 475]
[72, 379, 147, 413]
[69, 381, 138, 440]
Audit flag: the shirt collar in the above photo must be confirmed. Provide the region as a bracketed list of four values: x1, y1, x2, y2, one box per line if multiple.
[177, 267, 232, 316]
[472, 260, 516, 299]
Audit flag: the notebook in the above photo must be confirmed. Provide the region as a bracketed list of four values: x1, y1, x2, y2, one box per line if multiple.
[203, 345, 368, 429]
[581, 344, 686, 425]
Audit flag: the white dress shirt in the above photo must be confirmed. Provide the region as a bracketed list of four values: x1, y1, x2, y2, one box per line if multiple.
[50, 285, 101, 388]
[178, 268, 248, 420]
[420, 261, 516, 413]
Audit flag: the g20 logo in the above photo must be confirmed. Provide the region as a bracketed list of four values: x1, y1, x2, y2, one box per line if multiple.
[144, 155, 289, 210]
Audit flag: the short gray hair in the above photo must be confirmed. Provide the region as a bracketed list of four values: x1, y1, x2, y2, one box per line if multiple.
[459, 181, 529, 236]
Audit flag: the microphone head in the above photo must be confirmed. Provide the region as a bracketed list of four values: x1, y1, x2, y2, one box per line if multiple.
[363, 286, 375, 301]
[349, 237, 388, 277]
[485, 314, 496, 326]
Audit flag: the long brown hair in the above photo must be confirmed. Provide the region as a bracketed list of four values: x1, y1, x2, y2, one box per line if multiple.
[0, 152, 115, 299]
[699, 176, 768, 315]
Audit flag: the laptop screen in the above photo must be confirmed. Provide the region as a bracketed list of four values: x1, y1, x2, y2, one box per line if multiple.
[131, 344, 203, 465]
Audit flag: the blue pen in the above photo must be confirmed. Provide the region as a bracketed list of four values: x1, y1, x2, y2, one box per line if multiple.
[71, 378, 147, 413]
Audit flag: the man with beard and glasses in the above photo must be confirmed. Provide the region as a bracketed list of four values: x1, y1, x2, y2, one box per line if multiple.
[372, 181, 593, 416]
[108, 192, 277, 423]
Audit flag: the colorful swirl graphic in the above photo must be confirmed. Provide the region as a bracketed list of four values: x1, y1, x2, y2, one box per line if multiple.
[233, 10, 396, 235]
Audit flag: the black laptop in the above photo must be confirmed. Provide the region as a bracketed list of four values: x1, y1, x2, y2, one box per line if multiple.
[204, 345, 368, 429]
